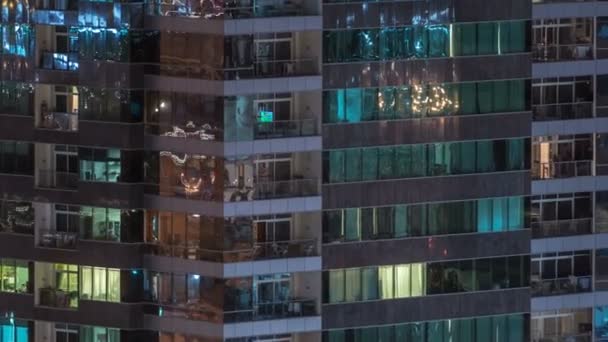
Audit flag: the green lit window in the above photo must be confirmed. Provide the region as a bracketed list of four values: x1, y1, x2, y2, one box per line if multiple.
[324, 256, 528, 304]
[80, 266, 121, 303]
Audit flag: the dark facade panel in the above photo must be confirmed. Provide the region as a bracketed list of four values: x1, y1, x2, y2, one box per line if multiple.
[34, 130, 80, 146]
[0, 293, 145, 329]
[322, 171, 530, 209]
[35, 69, 79, 86]
[0, 115, 34, 142]
[323, 230, 530, 269]
[78, 62, 145, 89]
[0, 234, 144, 269]
[323, 0, 530, 29]
[323, 112, 532, 149]
[322, 288, 530, 329]
[79, 121, 145, 149]
[323, 54, 531, 89]
[0, 174, 143, 208]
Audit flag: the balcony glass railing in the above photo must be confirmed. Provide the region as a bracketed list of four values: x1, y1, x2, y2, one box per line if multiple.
[532, 102, 593, 121]
[146, 0, 316, 19]
[532, 333, 591, 342]
[532, 160, 593, 179]
[38, 287, 78, 308]
[533, 44, 594, 62]
[531, 218, 593, 238]
[147, 178, 319, 201]
[37, 112, 78, 132]
[227, 178, 320, 201]
[531, 276, 592, 297]
[254, 119, 317, 139]
[40, 52, 79, 71]
[36, 169, 79, 189]
[147, 58, 319, 80]
[38, 229, 78, 249]
[225, 59, 318, 79]
[157, 298, 317, 323]
[147, 238, 318, 262]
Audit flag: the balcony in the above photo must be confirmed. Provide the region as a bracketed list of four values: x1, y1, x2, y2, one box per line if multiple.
[532, 102, 593, 121]
[532, 160, 593, 179]
[533, 334, 591, 342]
[38, 287, 78, 309]
[147, 238, 317, 262]
[224, 59, 318, 80]
[227, 178, 320, 201]
[158, 298, 317, 323]
[40, 52, 79, 71]
[254, 119, 317, 139]
[36, 169, 78, 190]
[146, 0, 317, 19]
[533, 44, 594, 63]
[38, 229, 78, 249]
[531, 218, 593, 238]
[531, 276, 592, 297]
[36, 112, 78, 132]
[227, 298, 317, 322]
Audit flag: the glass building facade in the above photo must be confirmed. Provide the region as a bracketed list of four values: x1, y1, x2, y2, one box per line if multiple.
[3, 0, 608, 341]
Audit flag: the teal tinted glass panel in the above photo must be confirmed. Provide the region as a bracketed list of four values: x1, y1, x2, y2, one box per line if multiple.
[323, 80, 528, 123]
[328, 150, 344, 183]
[326, 139, 526, 183]
[344, 208, 359, 241]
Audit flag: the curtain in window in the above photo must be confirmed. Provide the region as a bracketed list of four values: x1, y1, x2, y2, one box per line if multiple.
[80, 266, 92, 299]
[378, 265, 394, 299]
[455, 23, 477, 56]
[459, 83, 477, 114]
[492, 198, 508, 232]
[507, 314, 524, 342]
[476, 140, 495, 172]
[477, 199, 492, 233]
[344, 208, 359, 241]
[361, 267, 378, 300]
[107, 269, 120, 302]
[344, 269, 361, 302]
[378, 147, 394, 179]
[394, 146, 411, 178]
[378, 87, 396, 120]
[344, 149, 362, 182]
[394, 205, 408, 238]
[323, 90, 345, 123]
[328, 270, 344, 303]
[345, 88, 363, 122]
[361, 148, 378, 180]
[476, 317, 493, 342]
[328, 150, 345, 183]
[427, 321, 443, 342]
[428, 25, 449, 57]
[411, 263, 425, 296]
[493, 81, 509, 113]
[507, 139, 525, 170]
[394, 86, 412, 119]
[500, 21, 526, 53]
[509, 80, 526, 112]
[477, 82, 494, 113]
[394, 264, 411, 298]
[361, 88, 378, 121]
[477, 22, 497, 55]
[508, 197, 524, 230]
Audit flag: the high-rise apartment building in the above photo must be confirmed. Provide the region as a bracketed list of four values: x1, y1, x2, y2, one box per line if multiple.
[0, 0, 603, 341]
[530, 1, 608, 341]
